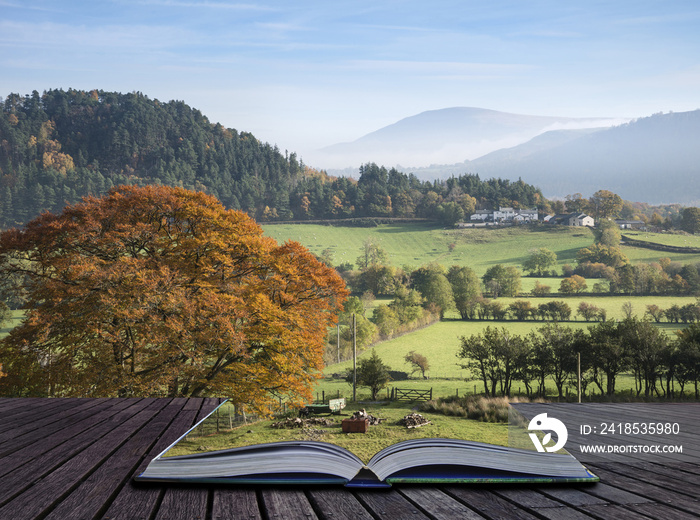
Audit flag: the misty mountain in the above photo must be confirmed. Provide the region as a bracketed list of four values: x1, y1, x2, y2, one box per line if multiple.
[314, 107, 621, 170]
[462, 110, 700, 204]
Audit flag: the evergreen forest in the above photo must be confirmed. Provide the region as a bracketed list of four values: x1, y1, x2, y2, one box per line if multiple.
[0, 89, 546, 228]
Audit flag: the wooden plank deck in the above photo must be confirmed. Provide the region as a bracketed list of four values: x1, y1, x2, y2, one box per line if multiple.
[0, 398, 698, 519]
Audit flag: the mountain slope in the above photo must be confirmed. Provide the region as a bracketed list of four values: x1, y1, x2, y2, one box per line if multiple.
[467, 110, 700, 204]
[0, 89, 306, 227]
[314, 107, 621, 169]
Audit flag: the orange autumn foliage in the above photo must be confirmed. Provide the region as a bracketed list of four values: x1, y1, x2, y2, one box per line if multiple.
[0, 185, 348, 412]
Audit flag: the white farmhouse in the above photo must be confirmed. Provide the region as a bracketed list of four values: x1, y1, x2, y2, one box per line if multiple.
[549, 213, 594, 227]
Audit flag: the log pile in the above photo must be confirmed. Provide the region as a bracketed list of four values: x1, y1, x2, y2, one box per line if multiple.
[399, 413, 431, 428]
[270, 417, 335, 429]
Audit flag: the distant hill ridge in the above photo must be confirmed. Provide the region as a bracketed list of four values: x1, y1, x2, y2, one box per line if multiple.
[315, 107, 623, 169]
[464, 110, 700, 204]
[317, 107, 700, 204]
[0, 89, 545, 228]
[0, 89, 307, 228]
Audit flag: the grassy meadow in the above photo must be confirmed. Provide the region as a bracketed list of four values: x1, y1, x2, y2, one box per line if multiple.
[166, 400, 512, 463]
[622, 231, 700, 249]
[263, 223, 598, 276]
[264, 223, 700, 274]
[262, 223, 700, 402]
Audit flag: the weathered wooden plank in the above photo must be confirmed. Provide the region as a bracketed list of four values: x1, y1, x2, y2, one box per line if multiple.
[577, 481, 652, 506]
[0, 398, 138, 505]
[41, 398, 187, 520]
[0, 398, 92, 440]
[534, 486, 607, 507]
[580, 503, 673, 520]
[103, 398, 211, 520]
[306, 488, 374, 520]
[629, 502, 700, 520]
[595, 460, 700, 490]
[0, 398, 115, 457]
[154, 486, 209, 520]
[0, 398, 167, 520]
[0, 397, 49, 416]
[442, 487, 541, 520]
[0, 397, 61, 419]
[528, 506, 596, 520]
[102, 486, 164, 520]
[399, 486, 486, 519]
[493, 488, 571, 509]
[1, 399, 698, 520]
[584, 464, 700, 516]
[259, 488, 319, 520]
[354, 489, 431, 520]
[148, 399, 219, 520]
[211, 488, 262, 520]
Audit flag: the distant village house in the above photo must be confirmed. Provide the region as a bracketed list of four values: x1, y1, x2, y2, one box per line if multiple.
[614, 219, 645, 230]
[467, 207, 539, 224]
[547, 213, 595, 227]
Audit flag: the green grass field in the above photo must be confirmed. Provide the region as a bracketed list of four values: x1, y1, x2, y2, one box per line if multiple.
[261, 222, 700, 401]
[264, 223, 700, 276]
[166, 400, 511, 463]
[623, 231, 700, 248]
[263, 223, 597, 276]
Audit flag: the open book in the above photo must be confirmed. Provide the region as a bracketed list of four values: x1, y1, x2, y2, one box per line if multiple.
[136, 401, 598, 488]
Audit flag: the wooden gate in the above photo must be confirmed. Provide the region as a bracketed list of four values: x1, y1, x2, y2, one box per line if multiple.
[393, 388, 432, 402]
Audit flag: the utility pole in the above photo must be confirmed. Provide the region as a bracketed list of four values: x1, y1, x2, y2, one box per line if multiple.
[352, 313, 357, 402]
[578, 351, 581, 404]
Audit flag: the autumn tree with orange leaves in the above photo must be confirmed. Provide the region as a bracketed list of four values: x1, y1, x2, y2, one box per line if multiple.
[0, 186, 347, 412]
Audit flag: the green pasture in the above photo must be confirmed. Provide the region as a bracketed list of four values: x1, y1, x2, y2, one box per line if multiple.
[622, 231, 700, 249]
[323, 311, 685, 384]
[263, 223, 596, 276]
[166, 400, 510, 463]
[486, 295, 699, 321]
[621, 244, 700, 265]
[263, 223, 700, 278]
[319, 290, 693, 401]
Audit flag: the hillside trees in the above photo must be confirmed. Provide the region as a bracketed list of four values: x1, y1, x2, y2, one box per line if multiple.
[447, 266, 482, 319]
[457, 318, 698, 399]
[1, 90, 548, 227]
[522, 248, 557, 276]
[458, 326, 528, 397]
[410, 264, 454, 318]
[350, 350, 391, 400]
[404, 351, 430, 379]
[0, 186, 348, 409]
[576, 243, 628, 268]
[560, 275, 588, 294]
[482, 264, 522, 298]
[680, 207, 700, 234]
[588, 190, 623, 220]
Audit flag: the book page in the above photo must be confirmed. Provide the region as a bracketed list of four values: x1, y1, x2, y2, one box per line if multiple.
[162, 398, 522, 464]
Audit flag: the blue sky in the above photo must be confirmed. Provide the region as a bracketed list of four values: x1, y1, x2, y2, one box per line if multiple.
[2, 1, 700, 162]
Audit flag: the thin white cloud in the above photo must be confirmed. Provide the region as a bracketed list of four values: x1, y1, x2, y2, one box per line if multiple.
[615, 11, 700, 26]
[0, 1, 60, 11]
[0, 20, 199, 50]
[345, 59, 532, 76]
[115, 0, 273, 10]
